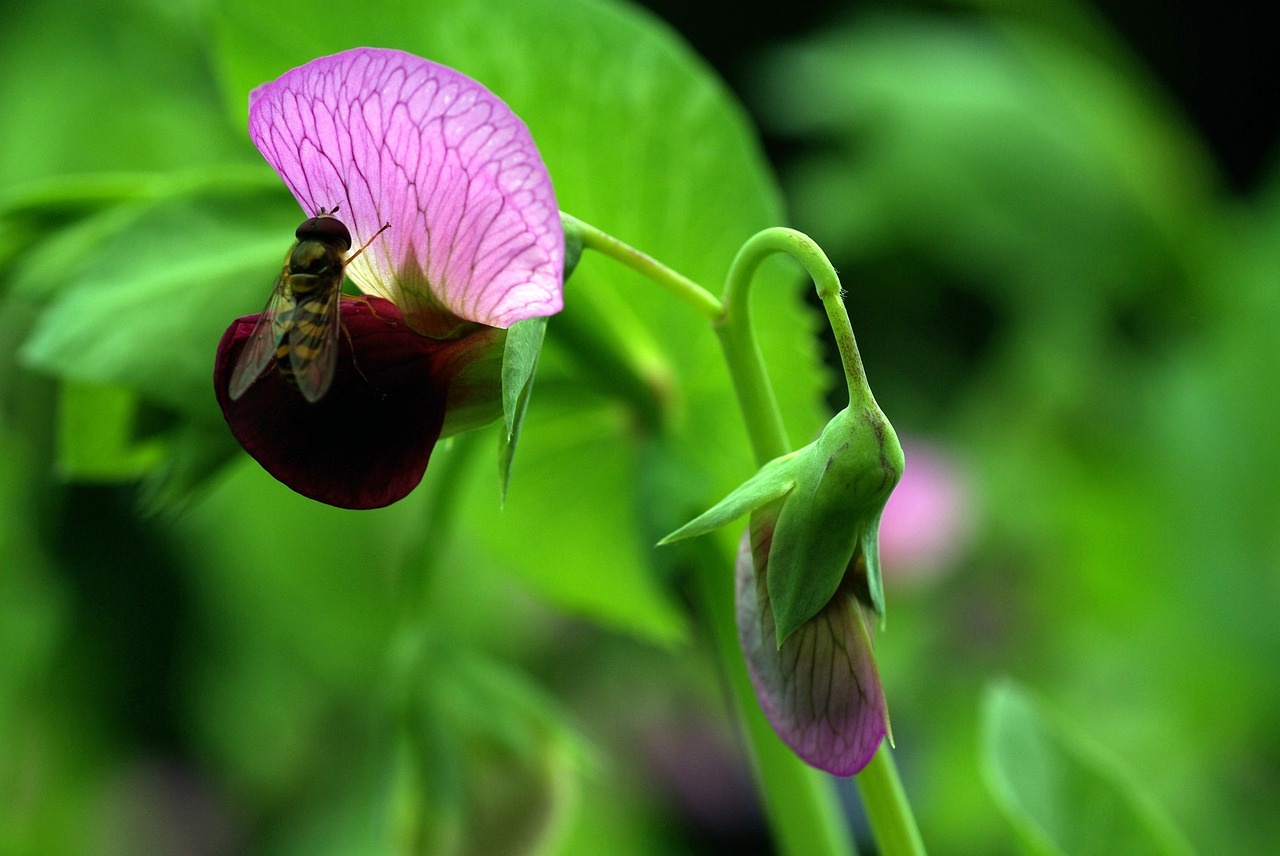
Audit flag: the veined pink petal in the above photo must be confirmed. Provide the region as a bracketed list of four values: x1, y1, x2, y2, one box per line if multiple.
[248, 48, 563, 334]
[736, 516, 889, 776]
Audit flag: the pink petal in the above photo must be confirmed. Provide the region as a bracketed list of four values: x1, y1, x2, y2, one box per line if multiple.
[248, 48, 563, 334]
[878, 438, 974, 585]
[736, 518, 889, 776]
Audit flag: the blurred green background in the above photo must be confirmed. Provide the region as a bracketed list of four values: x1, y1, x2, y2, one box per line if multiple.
[2, 1, 1277, 854]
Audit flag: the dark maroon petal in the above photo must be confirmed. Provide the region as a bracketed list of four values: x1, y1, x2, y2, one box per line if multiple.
[214, 298, 448, 509]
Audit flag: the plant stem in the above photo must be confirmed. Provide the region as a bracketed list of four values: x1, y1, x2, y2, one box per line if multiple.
[857, 745, 928, 856]
[562, 212, 723, 321]
[716, 235, 790, 462]
[718, 226, 926, 856]
[723, 228, 876, 416]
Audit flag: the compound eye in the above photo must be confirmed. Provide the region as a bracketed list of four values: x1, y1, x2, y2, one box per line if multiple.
[295, 214, 353, 251]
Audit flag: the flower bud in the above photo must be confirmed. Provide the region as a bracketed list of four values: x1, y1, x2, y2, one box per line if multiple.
[661, 402, 903, 774]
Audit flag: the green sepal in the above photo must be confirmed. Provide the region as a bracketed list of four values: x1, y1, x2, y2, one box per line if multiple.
[495, 214, 577, 504]
[660, 405, 901, 647]
[860, 510, 887, 619]
[765, 457, 859, 645]
[498, 316, 548, 505]
[561, 213, 585, 283]
[766, 406, 901, 645]
[657, 448, 803, 544]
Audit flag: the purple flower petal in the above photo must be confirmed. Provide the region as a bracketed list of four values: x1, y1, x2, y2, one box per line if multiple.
[736, 515, 889, 776]
[248, 48, 563, 335]
[214, 298, 450, 509]
[878, 438, 974, 587]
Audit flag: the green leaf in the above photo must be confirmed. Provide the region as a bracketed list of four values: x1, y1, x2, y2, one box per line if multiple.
[981, 681, 1198, 856]
[0, 172, 159, 216]
[460, 401, 689, 645]
[19, 189, 302, 416]
[1, 167, 282, 290]
[498, 316, 548, 505]
[5, 195, 153, 301]
[0, 173, 156, 273]
[137, 420, 242, 516]
[0, 0, 243, 189]
[55, 381, 165, 481]
[561, 214, 585, 283]
[859, 511, 887, 620]
[658, 450, 799, 544]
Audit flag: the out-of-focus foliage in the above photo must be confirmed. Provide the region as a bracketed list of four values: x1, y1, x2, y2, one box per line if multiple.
[982, 682, 1197, 856]
[3, 0, 1277, 854]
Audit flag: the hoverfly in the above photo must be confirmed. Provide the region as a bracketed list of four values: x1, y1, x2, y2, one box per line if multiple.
[228, 207, 390, 403]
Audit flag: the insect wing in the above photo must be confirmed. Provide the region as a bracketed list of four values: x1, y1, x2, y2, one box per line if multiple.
[228, 274, 295, 400]
[286, 286, 343, 403]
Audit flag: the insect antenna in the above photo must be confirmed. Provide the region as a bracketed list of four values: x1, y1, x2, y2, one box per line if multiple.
[347, 222, 392, 263]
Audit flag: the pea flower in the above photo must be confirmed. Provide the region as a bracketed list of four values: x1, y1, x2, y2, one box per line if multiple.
[214, 48, 564, 509]
[663, 405, 902, 774]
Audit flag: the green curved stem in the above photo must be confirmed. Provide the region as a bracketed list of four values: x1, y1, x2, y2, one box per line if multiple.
[720, 228, 877, 426]
[562, 212, 723, 321]
[716, 234, 789, 462]
[719, 227, 925, 856]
